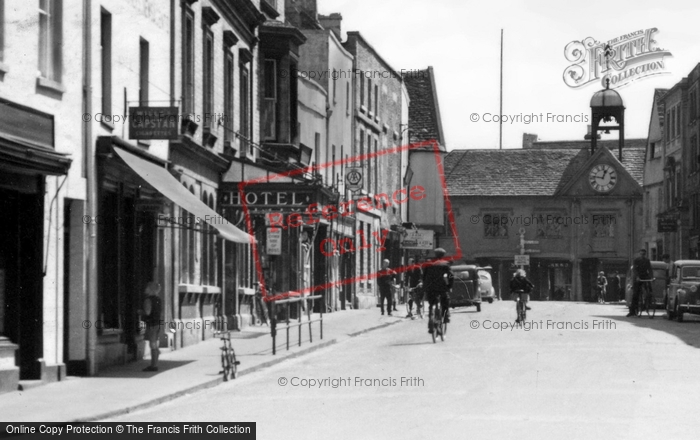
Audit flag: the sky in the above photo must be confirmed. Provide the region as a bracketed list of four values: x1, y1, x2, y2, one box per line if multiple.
[318, 0, 700, 150]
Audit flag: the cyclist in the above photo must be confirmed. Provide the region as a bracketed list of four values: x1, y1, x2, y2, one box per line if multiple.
[596, 271, 607, 303]
[510, 269, 534, 323]
[627, 248, 652, 317]
[423, 248, 453, 333]
[405, 257, 423, 318]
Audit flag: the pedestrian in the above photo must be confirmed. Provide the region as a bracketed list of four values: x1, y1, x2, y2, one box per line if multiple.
[596, 271, 608, 303]
[662, 254, 672, 290]
[609, 271, 621, 302]
[139, 281, 162, 372]
[377, 259, 396, 316]
[405, 257, 423, 318]
[627, 249, 652, 317]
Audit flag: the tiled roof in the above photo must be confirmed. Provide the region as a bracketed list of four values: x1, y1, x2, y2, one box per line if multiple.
[526, 138, 647, 150]
[444, 146, 646, 197]
[403, 67, 445, 148]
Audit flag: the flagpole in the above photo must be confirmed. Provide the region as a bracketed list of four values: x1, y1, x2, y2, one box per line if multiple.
[500, 29, 503, 150]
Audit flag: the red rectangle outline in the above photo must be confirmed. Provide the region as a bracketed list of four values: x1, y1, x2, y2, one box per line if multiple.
[239, 139, 462, 302]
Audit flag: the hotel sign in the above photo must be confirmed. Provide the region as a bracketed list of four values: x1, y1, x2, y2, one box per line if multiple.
[128, 107, 180, 140]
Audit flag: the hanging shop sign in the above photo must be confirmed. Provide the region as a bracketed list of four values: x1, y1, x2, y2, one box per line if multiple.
[128, 107, 180, 140]
[401, 229, 434, 250]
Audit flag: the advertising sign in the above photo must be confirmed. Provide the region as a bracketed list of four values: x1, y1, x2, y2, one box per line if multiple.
[267, 228, 282, 255]
[128, 107, 180, 139]
[401, 229, 434, 249]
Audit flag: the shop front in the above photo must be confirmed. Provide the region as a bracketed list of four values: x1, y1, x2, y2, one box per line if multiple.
[0, 98, 71, 392]
[91, 137, 252, 369]
[220, 182, 339, 320]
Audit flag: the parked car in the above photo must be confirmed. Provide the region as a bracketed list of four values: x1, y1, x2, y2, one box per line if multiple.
[477, 269, 496, 303]
[624, 261, 669, 307]
[450, 265, 482, 312]
[666, 260, 700, 322]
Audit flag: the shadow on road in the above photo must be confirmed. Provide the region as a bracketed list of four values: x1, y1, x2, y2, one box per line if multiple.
[593, 304, 700, 349]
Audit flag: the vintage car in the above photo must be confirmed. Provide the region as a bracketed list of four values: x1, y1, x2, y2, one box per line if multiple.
[665, 260, 700, 322]
[625, 261, 669, 307]
[477, 269, 496, 303]
[449, 265, 483, 312]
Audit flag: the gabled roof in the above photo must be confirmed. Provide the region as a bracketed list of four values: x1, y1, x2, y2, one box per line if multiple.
[444, 145, 645, 197]
[403, 67, 445, 148]
[654, 88, 668, 128]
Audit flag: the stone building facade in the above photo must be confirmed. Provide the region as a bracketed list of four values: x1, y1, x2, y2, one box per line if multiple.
[444, 137, 646, 302]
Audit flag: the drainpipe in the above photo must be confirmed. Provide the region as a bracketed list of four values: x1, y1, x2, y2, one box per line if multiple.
[83, 0, 97, 376]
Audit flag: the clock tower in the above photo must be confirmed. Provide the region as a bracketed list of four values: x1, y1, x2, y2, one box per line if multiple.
[590, 78, 625, 161]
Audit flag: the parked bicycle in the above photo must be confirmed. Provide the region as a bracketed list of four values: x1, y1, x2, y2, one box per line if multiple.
[636, 279, 655, 319]
[214, 330, 240, 381]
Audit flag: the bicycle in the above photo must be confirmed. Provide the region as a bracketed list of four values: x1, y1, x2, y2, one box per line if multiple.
[596, 286, 606, 303]
[428, 296, 447, 343]
[514, 290, 528, 324]
[406, 283, 424, 319]
[214, 330, 240, 381]
[636, 279, 655, 319]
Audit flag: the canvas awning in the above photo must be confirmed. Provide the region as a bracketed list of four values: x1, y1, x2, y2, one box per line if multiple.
[114, 146, 254, 244]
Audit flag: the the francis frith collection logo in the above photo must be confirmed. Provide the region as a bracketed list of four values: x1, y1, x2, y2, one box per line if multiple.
[563, 27, 672, 89]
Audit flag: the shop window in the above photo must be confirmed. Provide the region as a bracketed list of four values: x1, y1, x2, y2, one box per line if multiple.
[202, 192, 209, 285]
[534, 213, 564, 238]
[484, 213, 509, 238]
[209, 194, 217, 286]
[188, 185, 196, 284]
[180, 183, 189, 284]
[39, 0, 63, 83]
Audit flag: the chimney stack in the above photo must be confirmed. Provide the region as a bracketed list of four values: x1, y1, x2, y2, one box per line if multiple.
[319, 13, 342, 40]
[522, 133, 538, 149]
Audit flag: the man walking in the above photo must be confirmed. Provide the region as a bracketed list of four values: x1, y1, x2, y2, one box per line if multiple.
[628, 249, 652, 317]
[377, 259, 396, 316]
[140, 281, 162, 372]
[405, 257, 423, 318]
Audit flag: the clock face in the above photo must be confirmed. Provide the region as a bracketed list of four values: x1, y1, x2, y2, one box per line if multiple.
[588, 164, 617, 192]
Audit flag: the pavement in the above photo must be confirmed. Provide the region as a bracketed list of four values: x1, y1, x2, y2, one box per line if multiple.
[0, 307, 407, 423]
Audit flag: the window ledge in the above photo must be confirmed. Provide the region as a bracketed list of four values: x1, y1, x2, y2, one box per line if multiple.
[101, 119, 115, 131]
[0, 62, 9, 76]
[36, 76, 66, 94]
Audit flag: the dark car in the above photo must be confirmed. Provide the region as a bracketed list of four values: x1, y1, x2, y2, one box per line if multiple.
[450, 265, 483, 312]
[624, 261, 668, 307]
[666, 260, 700, 322]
